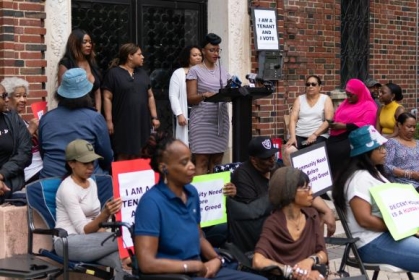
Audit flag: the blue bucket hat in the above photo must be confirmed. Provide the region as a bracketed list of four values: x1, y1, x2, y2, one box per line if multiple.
[57, 68, 93, 99]
[349, 125, 387, 157]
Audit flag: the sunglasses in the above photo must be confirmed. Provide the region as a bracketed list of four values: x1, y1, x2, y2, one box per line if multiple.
[1, 92, 7, 100]
[305, 82, 318, 87]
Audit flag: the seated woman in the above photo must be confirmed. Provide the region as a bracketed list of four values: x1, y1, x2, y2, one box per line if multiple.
[54, 139, 129, 280]
[283, 75, 334, 166]
[376, 82, 404, 138]
[39, 68, 112, 178]
[327, 78, 377, 178]
[2, 77, 43, 184]
[333, 125, 419, 272]
[384, 112, 419, 189]
[0, 84, 31, 203]
[253, 167, 328, 280]
[134, 134, 265, 280]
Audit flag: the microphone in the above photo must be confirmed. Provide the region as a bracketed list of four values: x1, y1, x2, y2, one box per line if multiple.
[245, 73, 266, 84]
[218, 56, 223, 89]
[245, 73, 274, 91]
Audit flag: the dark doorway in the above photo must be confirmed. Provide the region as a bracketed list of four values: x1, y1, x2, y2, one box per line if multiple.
[340, 0, 370, 88]
[72, 0, 207, 135]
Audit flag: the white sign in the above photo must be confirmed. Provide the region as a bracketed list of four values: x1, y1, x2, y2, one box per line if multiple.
[252, 8, 279, 50]
[118, 169, 155, 248]
[194, 179, 225, 225]
[290, 142, 332, 195]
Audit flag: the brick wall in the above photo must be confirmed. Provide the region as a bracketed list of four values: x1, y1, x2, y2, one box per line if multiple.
[369, 0, 417, 112]
[250, 0, 418, 139]
[0, 0, 46, 121]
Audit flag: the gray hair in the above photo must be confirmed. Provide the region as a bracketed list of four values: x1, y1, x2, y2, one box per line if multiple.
[269, 167, 310, 209]
[1, 77, 29, 97]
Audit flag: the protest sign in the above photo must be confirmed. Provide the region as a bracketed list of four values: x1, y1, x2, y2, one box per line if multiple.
[112, 159, 158, 258]
[370, 183, 419, 241]
[31, 101, 47, 120]
[192, 171, 230, 227]
[251, 8, 279, 50]
[290, 142, 332, 195]
[112, 161, 229, 257]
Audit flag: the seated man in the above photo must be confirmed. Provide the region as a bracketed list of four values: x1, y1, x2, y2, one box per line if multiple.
[229, 136, 335, 252]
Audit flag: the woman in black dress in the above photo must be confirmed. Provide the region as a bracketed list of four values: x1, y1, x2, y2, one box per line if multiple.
[102, 43, 160, 161]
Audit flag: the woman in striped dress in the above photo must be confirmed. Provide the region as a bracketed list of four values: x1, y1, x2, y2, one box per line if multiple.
[186, 33, 230, 175]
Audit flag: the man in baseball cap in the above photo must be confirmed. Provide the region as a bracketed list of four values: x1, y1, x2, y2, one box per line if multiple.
[232, 136, 280, 203]
[229, 136, 336, 252]
[364, 78, 381, 107]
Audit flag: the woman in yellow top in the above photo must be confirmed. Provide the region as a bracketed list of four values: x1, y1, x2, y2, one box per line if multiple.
[376, 82, 404, 138]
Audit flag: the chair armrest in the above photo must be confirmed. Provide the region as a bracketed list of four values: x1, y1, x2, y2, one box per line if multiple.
[217, 248, 234, 262]
[32, 228, 68, 238]
[139, 274, 192, 280]
[260, 265, 284, 275]
[325, 236, 359, 246]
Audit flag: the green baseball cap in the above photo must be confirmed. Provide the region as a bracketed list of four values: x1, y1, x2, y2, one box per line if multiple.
[65, 139, 103, 163]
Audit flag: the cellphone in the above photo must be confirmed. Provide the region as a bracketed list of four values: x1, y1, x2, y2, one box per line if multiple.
[301, 140, 309, 146]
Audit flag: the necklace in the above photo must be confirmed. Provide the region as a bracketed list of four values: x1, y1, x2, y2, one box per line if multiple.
[288, 212, 303, 231]
[120, 65, 134, 79]
[202, 61, 216, 76]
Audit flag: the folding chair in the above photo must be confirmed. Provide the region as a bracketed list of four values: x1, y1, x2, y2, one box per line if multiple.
[26, 174, 115, 280]
[333, 206, 414, 280]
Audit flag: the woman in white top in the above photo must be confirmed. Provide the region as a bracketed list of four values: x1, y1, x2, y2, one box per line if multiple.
[169, 45, 202, 145]
[283, 75, 334, 165]
[54, 139, 129, 280]
[333, 125, 419, 272]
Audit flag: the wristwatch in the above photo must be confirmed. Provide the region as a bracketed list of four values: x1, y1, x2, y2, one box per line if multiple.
[309, 255, 319, 265]
[215, 255, 226, 267]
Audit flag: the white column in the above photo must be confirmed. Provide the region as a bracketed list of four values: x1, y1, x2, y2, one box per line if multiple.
[208, 0, 251, 163]
[44, 0, 72, 109]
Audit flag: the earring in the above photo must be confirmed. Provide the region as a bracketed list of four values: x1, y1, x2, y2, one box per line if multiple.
[163, 167, 168, 184]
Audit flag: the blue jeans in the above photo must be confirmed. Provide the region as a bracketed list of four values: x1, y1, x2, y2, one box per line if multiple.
[192, 267, 267, 280]
[358, 232, 419, 272]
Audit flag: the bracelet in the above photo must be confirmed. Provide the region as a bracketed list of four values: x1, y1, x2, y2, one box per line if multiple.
[151, 116, 158, 120]
[283, 265, 293, 279]
[183, 263, 188, 273]
[202, 94, 206, 101]
[404, 170, 412, 179]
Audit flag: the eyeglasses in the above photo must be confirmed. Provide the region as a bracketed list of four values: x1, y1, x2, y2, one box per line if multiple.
[1, 92, 8, 100]
[297, 184, 312, 192]
[305, 82, 318, 87]
[206, 48, 222, 54]
[375, 145, 386, 153]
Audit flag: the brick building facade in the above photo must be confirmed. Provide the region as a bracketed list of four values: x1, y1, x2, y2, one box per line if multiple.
[0, 0, 47, 114]
[0, 0, 417, 141]
[251, 0, 418, 139]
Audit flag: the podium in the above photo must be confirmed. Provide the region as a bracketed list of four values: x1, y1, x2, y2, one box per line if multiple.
[205, 86, 273, 162]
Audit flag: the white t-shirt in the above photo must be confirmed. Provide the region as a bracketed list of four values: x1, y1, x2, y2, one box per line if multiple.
[344, 170, 388, 248]
[55, 176, 100, 235]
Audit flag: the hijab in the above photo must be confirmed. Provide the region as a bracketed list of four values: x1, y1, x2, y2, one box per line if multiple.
[331, 78, 378, 136]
